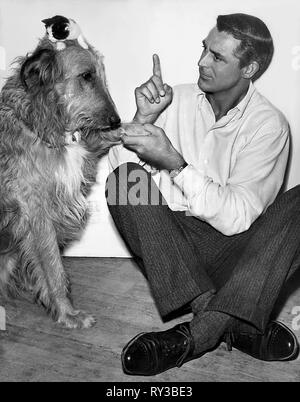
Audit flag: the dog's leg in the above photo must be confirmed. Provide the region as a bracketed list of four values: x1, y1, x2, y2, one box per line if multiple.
[0, 253, 18, 297]
[20, 220, 96, 329]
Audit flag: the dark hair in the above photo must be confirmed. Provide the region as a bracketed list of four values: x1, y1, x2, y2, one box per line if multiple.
[217, 13, 274, 81]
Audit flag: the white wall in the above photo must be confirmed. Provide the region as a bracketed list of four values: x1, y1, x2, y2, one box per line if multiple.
[0, 0, 299, 257]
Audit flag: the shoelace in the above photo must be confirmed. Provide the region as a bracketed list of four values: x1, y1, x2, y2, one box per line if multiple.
[224, 331, 234, 352]
[224, 329, 258, 352]
[175, 324, 194, 367]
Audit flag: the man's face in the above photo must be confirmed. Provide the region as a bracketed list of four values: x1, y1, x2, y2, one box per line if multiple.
[198, 27, 244, 94]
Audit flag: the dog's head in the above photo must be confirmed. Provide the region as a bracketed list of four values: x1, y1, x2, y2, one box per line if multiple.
[19, 17, 121, 148]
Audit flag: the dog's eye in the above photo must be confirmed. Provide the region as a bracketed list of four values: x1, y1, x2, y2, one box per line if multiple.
[80, 71, 93, 82]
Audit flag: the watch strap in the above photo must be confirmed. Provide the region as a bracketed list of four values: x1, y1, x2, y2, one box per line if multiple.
[169, 161, 188, 180]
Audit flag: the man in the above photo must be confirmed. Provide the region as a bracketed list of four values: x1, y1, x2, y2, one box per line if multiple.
[106, 13, 300, 376]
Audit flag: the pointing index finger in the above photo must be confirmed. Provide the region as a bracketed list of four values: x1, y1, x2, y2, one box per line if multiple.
[153, 54, 162, 79]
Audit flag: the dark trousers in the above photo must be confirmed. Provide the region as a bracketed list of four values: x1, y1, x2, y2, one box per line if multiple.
[106, 162, 300, 332]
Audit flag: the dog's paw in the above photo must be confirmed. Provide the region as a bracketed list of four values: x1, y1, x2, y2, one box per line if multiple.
[58, 310, 96, 329]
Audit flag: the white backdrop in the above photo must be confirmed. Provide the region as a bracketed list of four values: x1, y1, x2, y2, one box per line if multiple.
[0, 0, 299, 257]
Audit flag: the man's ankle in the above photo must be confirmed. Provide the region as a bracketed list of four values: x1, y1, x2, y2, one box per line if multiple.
[190, 310, 233, 355]
[191, 289, 216, 315]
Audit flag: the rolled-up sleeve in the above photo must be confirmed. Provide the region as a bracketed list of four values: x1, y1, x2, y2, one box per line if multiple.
[173, 127, 290, 236]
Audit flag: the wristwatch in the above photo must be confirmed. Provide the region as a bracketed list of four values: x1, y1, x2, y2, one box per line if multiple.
[169, 161, 188, 181]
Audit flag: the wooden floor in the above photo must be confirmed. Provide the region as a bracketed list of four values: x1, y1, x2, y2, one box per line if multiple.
[0, 257, 300, 382]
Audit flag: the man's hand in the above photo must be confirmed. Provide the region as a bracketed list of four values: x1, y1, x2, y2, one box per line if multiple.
[121, 123, 185, 171]
[134, 54, 173, 125]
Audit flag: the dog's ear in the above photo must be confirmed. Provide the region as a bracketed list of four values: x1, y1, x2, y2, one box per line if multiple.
[20, 48, 62, 91]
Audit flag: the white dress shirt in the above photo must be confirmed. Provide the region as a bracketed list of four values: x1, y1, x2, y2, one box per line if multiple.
[108, 82, 290, 236]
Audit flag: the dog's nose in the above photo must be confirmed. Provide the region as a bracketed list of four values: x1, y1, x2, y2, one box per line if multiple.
[109, 115, 121, 129]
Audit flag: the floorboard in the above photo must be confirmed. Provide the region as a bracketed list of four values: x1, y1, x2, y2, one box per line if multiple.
[0, 257, 300, 382]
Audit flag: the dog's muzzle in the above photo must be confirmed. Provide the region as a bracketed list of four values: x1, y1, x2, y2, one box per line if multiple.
[108, 115, 121, 130]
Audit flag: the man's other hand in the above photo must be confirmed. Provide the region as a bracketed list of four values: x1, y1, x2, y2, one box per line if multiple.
[121, 123, 185, 171]
[134, 54, 173, 125]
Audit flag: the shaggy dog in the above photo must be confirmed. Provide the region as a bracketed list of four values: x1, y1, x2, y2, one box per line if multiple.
[0, 17, 123, 328]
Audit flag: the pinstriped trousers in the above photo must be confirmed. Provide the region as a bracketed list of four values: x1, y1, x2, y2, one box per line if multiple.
[106, 162, 300, 332]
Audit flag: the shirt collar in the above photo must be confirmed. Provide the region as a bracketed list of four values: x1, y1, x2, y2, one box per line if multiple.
[234, 81, 255, 114]
[195, 81, 256, 116]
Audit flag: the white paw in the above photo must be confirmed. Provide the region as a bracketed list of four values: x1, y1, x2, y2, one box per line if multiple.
[58, 310, 96, 329]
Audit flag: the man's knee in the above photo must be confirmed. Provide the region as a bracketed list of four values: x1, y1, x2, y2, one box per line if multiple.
[266, 185, 300, 226]
[279, 185, 300, 211]
[287, 184, 300, 198]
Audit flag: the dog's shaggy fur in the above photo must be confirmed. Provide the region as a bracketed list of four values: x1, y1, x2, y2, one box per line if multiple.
[0, 33, 122, 328]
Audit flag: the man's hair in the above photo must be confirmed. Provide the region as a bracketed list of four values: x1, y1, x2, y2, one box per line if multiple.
[217, 13, 274, 81]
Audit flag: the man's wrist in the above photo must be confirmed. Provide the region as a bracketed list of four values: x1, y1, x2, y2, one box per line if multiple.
[168, 161, 188, 181]
[133, 111, 159, 125]
[167, 153, 187, 171]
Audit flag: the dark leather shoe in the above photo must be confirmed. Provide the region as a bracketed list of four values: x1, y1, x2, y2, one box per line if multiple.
[122, 322, 195, 376]
[224, 320, 299, 361]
